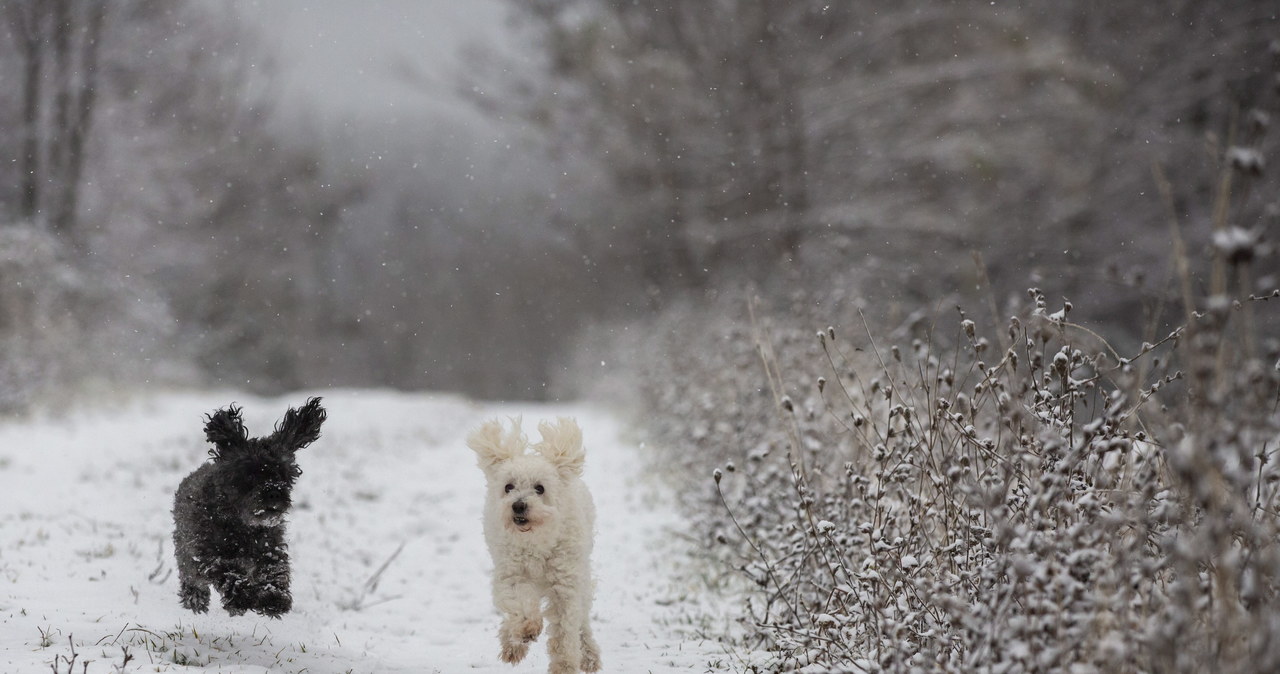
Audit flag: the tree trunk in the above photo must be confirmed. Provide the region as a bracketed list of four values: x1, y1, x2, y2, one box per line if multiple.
[60, 0, 107, 238]
[755, 3, 808, 260]
[5, 2, 46, 222]
[48, 0, 74, 236]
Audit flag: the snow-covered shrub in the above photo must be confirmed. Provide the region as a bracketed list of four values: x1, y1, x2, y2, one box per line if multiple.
[0, 227, 81, 411]
[591, 44, 1280, 669]
[0, 225, 177, 413]
[615, 278, 1280, 673]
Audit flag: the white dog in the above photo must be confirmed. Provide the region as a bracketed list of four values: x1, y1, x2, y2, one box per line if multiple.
[467, 417, 601, 673]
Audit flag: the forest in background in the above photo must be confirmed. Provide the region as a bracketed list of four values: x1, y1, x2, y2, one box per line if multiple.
[0, 0, 1276, 410]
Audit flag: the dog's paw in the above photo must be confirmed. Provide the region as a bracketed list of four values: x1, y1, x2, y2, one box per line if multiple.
[498, 611, 540, 662]
[499, 640, 529, 664]
[220, 592, 251, 616]
[178, 581, 210, 613]
[255, 606, 287, 620]
[179, 593, 209, 613]
[179, 596, 209, 613]
[581, 638, 602, 672]
[516, 616, 542, 643]
[253, 591, 293, 618]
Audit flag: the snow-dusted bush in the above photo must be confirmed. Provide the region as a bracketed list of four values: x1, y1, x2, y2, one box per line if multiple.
[615, 277, 1280, 672]
[591, 43, 1280, 668]
[0, 225, 176, 413]
[0, 227, 82, 410]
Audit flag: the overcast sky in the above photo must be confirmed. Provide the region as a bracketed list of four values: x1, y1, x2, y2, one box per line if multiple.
[233, 0, 510, 127]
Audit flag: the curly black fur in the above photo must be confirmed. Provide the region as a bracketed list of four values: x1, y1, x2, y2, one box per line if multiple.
[173, 397, 326, 618]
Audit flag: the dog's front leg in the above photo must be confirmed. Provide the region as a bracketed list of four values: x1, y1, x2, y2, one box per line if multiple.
[208, 560, 254, 616]
[545, 581, 588, 674]
[494, 576, 542, 664]
[579, 609, 601, 672]
[250, 549, 293, 618]
[177, 576, 211, 613]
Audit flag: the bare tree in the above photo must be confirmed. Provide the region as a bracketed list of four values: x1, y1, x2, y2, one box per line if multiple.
[53, 0, 106, 236]
[1, 0, 106, 240]
[0, 0, 370, 403]
[4, 0, 46, 221]
[480, 1, 1118, 306]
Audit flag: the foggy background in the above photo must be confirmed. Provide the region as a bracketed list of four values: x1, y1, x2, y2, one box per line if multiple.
[0, 0, 1275, 410]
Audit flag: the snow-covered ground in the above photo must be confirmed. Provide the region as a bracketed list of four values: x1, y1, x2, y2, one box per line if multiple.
[0, 390, 731, 672]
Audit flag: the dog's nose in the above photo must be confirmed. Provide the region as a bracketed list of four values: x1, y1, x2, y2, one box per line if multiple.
[512, 500, 527, 515]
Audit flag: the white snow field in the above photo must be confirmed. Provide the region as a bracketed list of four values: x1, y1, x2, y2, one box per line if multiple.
[0, 390, 731, 673]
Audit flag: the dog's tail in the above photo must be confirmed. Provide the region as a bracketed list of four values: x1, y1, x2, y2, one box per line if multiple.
[535, 417, 585, 477]
[467, 417, 526, 470]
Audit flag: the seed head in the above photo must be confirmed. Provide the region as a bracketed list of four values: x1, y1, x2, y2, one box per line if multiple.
[1226, 147, 1265, 176]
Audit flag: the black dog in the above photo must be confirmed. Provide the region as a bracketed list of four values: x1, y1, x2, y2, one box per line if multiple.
[173, 397, 326, 617]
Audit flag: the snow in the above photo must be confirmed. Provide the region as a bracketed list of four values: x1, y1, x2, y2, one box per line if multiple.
[0, 390, 729, 672]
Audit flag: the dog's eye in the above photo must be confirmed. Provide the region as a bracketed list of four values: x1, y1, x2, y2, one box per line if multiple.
[504, 484, 514, 493]
[534, 484, 544, 495]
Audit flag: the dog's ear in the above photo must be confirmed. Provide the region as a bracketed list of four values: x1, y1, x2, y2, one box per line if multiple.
[467, 417, 526, 471]
[273, 397, 327, 452]
[535, 417, 585, 478]
[204, 404, 248, 459]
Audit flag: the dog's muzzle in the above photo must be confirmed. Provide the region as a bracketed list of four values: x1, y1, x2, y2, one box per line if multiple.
[512, 500, 529, 527]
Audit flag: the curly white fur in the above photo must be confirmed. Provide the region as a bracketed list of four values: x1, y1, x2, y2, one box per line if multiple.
[467, 417, 600, 673]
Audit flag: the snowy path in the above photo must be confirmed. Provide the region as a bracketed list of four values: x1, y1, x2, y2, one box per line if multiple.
[0, 390, 728, 673]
